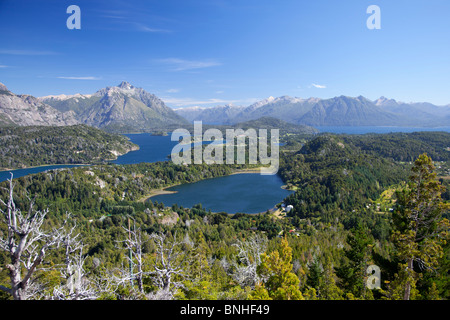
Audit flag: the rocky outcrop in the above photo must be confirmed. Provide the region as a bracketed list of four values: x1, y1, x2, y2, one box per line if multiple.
[0, 82, 79, 127]
[41, 81, 188, 132]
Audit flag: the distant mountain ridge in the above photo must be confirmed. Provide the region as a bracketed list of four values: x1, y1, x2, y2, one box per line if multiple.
[232, 116, 318, 134]
[0, 82, 79, 127]
[41, 81, 188, 133]
[3, 79, 449, 130]
[174, 95, 450, 127]
[175, 104, 246, 124]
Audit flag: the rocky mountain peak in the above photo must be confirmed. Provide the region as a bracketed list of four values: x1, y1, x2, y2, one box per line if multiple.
[0, 83, 79, 126]
[0, 82, 9, 92]
[40, 81, 188, 131]
[374, 96, 398, 107]
[117, 81, 134, 90]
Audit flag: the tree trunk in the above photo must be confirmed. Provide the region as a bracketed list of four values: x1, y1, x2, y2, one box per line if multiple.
[7, 262, 24, 300]
[403, 258, 414, 300]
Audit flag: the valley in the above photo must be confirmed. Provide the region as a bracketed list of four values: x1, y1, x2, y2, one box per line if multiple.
[0, 80, 449, 302]
[1, 0, 449, 308]
[0, 124, 448, 300]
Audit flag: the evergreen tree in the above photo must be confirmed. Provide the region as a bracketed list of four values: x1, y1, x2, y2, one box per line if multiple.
[318, 260, 344, 300]
[336, 224, 373, 298]
[391, 154, 450, 300]
[251, 237, 303, 300]
[179, 231, 217, 299]
[306, 257, 323, 290]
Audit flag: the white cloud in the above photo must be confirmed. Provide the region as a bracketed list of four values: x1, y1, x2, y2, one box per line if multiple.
[311, 83, 327, 89]
[135, 23, 171, 33]
[0, 65, 8, 68]
[99, 8, 172, 33]
[57, 76, 101, 80]
[157, 58, 222, 71]
[166, 88, 180, 93]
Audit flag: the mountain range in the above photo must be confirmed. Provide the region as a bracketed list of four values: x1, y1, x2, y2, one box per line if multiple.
[1, 81, 449, 132]
[0, 83, 78, 127]
[175, 95, 450, 127]
[40, 81, 188, 132]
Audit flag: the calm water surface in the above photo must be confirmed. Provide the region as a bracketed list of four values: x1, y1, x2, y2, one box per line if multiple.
[2, 127, 449, 183]
[0, 165, 84, 183]
[1, 127, 448, 212]
[0, 133, 292, 213]
[0, 134, 175, 182]
[151, 173, 293, 214]
[112, 133, 177, 165]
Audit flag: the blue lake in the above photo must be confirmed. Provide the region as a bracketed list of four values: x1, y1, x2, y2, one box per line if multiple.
[0, 134, 176, 183]
[112, 133, 178, 165]
[150, 173, 293, 214]
[0, 165, 86, 183]
[2, 127, 450, 183]
[1, 126, 449, 212]
[0, 132, 292, 213]
[2, 126, 450, 184]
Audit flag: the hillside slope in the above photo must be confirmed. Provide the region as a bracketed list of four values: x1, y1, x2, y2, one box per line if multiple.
[0, 82, 79, 127]
[41, 82, 188, 133]
[0, 124, 138, 170]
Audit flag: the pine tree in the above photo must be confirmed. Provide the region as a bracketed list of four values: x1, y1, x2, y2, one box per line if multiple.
[336, 223, 373, 298]
[251, 237, 304, 300]
[179, 231, 216, 299]
[306, 256, 323, 290]
[391, 154, 450, 300]
[318, 260, 344, 300]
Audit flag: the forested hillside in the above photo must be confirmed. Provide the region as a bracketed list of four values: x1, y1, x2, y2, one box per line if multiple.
[0, 132, 448, 301]
[280, 135, 409, 229]
[0, 125, 138, 170]
[339, 131, 450, 161]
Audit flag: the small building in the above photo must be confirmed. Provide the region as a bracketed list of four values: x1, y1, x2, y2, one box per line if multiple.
[286, 205, 293, 213]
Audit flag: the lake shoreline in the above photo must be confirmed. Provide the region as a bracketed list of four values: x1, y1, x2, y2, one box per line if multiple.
[0, 144, 139, 173]
[0, 163, 91, 173]
[144, 167, 292, 214]
[140, 166, 268, 203]
[229, 167, 266, 175]
[139, 188, 179, 202]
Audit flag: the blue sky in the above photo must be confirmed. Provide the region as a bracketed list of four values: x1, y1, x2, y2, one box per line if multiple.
[0, 0, 449, 107]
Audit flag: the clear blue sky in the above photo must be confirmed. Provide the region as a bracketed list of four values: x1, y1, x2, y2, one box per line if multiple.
[0, 0, 449, 107]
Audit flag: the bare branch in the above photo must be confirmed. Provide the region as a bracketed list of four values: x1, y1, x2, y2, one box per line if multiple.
[148, 231, 188, 299]
[0, 175, 75, 300]
[230, 234, 268, 288]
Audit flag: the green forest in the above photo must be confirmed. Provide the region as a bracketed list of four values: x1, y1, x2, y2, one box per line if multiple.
[0, 125, 138, 170]
[0, 130, 449, 301]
